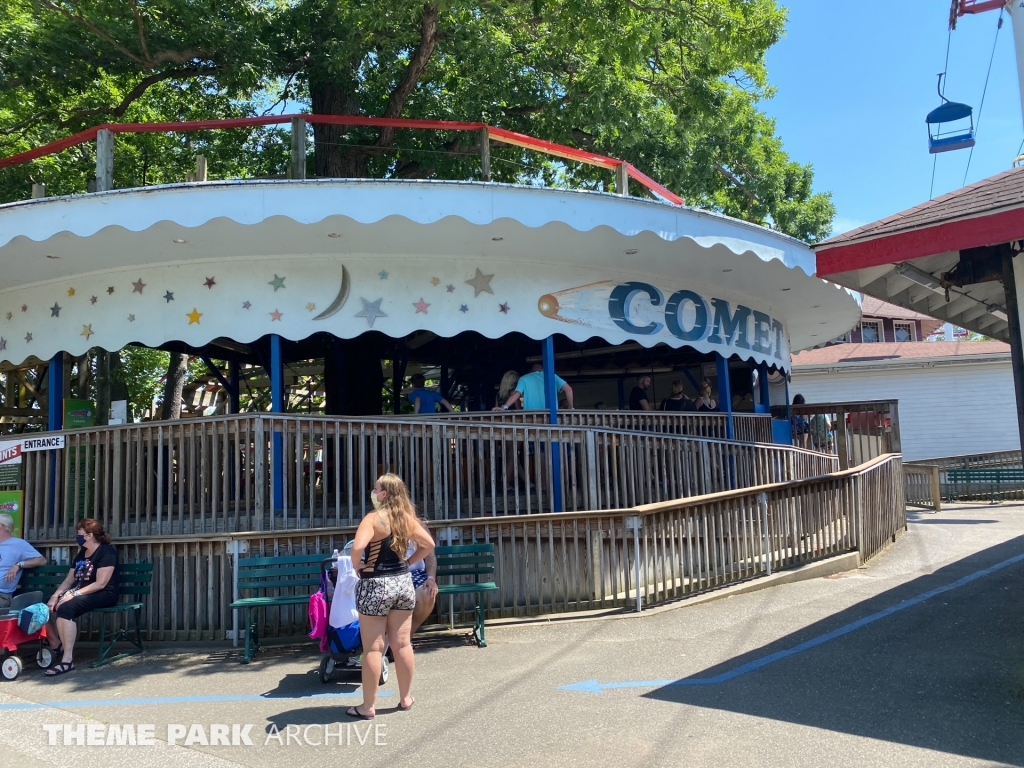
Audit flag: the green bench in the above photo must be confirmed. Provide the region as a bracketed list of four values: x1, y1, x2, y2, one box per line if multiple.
[19, 562, 152, 667]
[947, 466, 1024, 502]
[229, 554, 325, 663]
[435, 544, 499, 648]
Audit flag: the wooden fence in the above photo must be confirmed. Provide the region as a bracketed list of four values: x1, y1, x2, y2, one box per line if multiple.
[904, 465, 941, 511]
[434, 409, 774, 443]
[906, 450, 1023, 502]
[790, 399, 902, 469]
[26, 454, 904, 643]
[17, 413, 835, 542]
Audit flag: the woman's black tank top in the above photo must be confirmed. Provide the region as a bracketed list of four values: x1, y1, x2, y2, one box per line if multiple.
[360, 534, 409, 578]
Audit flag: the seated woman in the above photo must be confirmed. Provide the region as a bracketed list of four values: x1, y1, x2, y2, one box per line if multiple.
[45, 518, 119, 676]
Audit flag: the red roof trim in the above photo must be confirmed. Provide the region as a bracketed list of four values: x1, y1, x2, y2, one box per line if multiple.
[815, 206, 1024, 276]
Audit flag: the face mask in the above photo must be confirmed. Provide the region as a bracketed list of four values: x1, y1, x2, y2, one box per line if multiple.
[370, 491, 383, 510]
[76, 534, 86, 546]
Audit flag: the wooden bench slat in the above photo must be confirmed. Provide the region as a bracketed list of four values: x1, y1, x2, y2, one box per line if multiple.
[230, 595, 312, 608]
[237, 566, 323, 578]
[238, 579, 320, 591]
[434, 557, 493, 569]
[436, 582, 498, 594]
[435, 544, 495, 555]
[238, 555, 328, 567]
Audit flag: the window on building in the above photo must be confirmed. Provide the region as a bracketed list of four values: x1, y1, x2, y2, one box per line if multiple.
[893, 321, 915, 342]
[860, 320, 881, 343]
[833, 331, 851, 343]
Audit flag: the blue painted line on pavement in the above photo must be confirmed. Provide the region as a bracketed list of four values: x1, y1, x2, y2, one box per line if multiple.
[559, 551, 1024, 693]
[0, 690, 395, 711]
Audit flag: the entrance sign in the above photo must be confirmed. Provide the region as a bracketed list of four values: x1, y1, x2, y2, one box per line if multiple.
[21, 435, 65, 450]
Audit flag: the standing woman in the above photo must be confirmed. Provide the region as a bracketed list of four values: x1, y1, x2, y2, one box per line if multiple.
[348, 474, 435, 718]
[45, 518, 119, 675]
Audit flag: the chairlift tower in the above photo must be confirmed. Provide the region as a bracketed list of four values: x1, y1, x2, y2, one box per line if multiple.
[953, 1, 1024, 130]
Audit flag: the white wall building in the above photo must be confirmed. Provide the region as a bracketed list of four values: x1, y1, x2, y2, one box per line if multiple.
[790, 341, 1017, 461]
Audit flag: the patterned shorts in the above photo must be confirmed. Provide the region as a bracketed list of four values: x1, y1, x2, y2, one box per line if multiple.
[356, 573, 416, 616]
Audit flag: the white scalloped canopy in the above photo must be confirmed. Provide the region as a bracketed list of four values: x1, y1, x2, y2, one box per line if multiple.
[0, 179, 860, 370]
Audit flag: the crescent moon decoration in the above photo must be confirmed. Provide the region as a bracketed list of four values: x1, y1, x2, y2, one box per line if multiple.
[313, 265, 350, 321]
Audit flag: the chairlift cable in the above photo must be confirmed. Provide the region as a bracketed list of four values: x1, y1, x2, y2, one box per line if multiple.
[931, 28, 954, 199]
[963, 9, 1004, 185]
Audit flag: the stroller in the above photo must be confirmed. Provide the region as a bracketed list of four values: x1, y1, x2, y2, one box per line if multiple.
[316, 545, 389, 685]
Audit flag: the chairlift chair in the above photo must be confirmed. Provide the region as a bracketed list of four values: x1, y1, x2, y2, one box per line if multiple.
[926, 101, 976, 154]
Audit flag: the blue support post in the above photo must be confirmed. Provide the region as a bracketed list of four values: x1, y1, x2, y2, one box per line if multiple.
[758, 362, 771, 411]
[715, 353, 734, 439]
[716, 352, 735, 489]
[542, 336, 563, 512]
[48, 353, 63, 524]
[270, 335, 284, 512]
[47, 353, 63, 431]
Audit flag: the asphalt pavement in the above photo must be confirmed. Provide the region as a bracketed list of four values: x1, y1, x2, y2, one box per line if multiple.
[1, 502, 1022, 768]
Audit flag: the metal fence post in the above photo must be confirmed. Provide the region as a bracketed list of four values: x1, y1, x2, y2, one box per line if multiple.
[758, 492, 771, 576]
[626, 515, 642, 611]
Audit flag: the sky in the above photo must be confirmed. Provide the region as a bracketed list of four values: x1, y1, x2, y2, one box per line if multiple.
[762, 0, 1024, 236]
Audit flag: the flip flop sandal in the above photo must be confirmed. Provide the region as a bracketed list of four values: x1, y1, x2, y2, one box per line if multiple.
[345, 706, 374, 720]
[399, 698, 415, 712]
[45, 661, 75, 676]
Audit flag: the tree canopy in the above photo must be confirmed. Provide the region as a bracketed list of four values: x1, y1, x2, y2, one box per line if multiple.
[0, 0, 835, 241]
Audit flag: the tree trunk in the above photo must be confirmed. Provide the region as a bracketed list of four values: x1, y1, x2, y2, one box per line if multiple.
[160, 352, 188, 420]
[310, 83, 369, 178]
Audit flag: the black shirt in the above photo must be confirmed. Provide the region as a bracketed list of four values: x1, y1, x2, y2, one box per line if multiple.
[660, 396, 691, 412]
[72, 543, 119, 597]
[628, 387, 650, 410]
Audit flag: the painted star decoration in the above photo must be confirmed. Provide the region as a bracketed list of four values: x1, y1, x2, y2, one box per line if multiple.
[81, 324, 93, 341]
[446, 284, 455, 293]
[459, 305, 469, 313]
[23, 333, 31, 343]
[269, 309, 283, 321]
[204, 277, 216, 289]
[430, 277, 440, 286]
[107, 286, 115, 295]
[379, 271, 389, 280]
[67, 288, 75, 297]
[499, 302, 510, 314]
[242, 301, 251, 310]
[132, 278, 146, 294]
[268, 275, 286, 291]
[4, 313, 10, 321]
[306, 303, 316, 312]
[50, 303, 61, 317]
[186, 308, 202, 325]
[90, 296, 98, 305]
[0, 338, 5, 352]
[163, 291, 175, 303]
[355, 297, 386, 327]
[413, 298, 430, 314]
[128, 314, 135, 323]
[21, 305, 27, 312]
[465, 268, 494, 297]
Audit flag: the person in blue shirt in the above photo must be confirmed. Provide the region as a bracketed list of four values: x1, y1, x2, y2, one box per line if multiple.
[494, 363, 574, 410]
[0, 513, 47, 612]
[407, 373, 454, 415]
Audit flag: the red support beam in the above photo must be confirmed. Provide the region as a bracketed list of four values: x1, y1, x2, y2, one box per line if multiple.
[0, 114, 684, 205]
[815, 206, 1024, 276]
